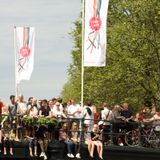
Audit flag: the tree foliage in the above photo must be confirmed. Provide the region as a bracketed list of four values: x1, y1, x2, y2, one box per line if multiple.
[61, 0, 160, 110]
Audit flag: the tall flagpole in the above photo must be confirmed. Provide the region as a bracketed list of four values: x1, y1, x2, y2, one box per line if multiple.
[80, 0, 85, 143]
[81, 0, 85, 108]
[14, 26, 18, 99]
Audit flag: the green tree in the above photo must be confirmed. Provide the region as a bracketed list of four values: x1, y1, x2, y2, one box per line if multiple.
[61, 0, 160, 111]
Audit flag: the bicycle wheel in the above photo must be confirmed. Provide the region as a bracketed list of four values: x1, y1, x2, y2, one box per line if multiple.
[148, 131, 159, 148]
[125, 130, 139, 147]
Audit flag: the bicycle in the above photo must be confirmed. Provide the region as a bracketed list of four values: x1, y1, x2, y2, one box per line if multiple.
[125, 129, 139, 147]
[125, 122, 160, 148]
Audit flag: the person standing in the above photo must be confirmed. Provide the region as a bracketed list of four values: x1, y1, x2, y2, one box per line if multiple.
[120, 103, 133, 122]
[28, 98, 38, 118]
[120, 103, 135, 132]
[39, 99, 50, 117]
[8, 95, 17, 129]
[26, 97, 33, 108]
[92, 105, 99, 124]
[0, 99, 4, 115]
[83, 102, 94, 132]
[17, 94, 27, 116]
[100, 103, 112, 144]
[67, 99, 82, 120]
[50, 102, 67, 120]
[48, 100, 54, 115]
[16, 94, 27, 140]
[101, 103, 112, 124]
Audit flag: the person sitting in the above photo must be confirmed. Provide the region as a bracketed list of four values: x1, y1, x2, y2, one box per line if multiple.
[70, 121, 81, 159]
[91, 124, 103, 160]
[59, 122, 75, 158]
[36, 125, 49, 160]
[83, 125, 95, 158]
[2, 121, 14, 155]
[25, 126, 37, 157]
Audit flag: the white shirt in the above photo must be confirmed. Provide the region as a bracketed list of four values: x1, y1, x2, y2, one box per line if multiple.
[29, 106, 38, 117]
[53, 104, 63, 113]
[153, 114, 160, 120]
[83, 106, 94, 131]
[53, 109, 66, 118]
[17, 102, 27, 115]
[83, 106, 94, 122]
[101, 107, 112, 120]
[67, 104, 82, 118]
[101, 107, 112, 125]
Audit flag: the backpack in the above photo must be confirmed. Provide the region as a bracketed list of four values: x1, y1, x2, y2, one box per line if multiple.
[86, 107, 92, 116]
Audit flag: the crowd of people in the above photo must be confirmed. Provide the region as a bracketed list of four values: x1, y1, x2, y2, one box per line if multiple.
[0, 95, 160, 159]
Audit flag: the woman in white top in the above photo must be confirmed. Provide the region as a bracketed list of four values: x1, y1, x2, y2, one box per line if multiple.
[50, 102, 66, 120]
[27, 98, 38, 118]
[29, 106, 38, 118]
[17, 94, 27, 115]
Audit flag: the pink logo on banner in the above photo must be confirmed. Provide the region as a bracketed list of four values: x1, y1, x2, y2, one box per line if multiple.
[89, 16, 102, 31]
[20, 47, 30, 57]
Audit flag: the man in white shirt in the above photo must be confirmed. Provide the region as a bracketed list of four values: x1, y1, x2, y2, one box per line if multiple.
[67, 99, 82, 119]
[52, 99, 63, 113]
[101, 103, 112, 123]
[100, 103, 113, 145]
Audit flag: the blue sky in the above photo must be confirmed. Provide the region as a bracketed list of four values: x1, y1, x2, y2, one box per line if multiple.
[0, 0, 81, 103]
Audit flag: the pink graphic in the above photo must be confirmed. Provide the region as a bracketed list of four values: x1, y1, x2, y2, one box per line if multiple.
[20, 47, 30, 58]
[89, 16, 102, 31]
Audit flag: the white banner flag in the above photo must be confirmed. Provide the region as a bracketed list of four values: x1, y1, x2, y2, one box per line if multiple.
[14, 27, 35, 84]
[84, 0, 109, 66]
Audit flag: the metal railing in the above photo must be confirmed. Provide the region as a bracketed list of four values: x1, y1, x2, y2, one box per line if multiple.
[1, 114, 160, 149]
